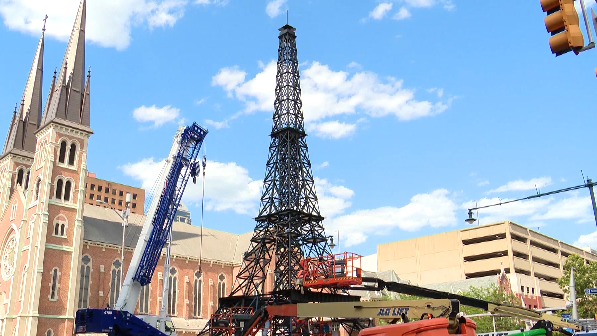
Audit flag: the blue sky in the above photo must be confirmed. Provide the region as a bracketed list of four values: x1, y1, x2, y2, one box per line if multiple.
[1, 0, 597, 257]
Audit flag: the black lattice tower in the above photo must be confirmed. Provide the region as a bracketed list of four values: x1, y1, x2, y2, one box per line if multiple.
[230, 24, 332, 298]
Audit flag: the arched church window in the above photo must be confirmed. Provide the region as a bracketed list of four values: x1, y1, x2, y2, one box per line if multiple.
[16, 168, 23, 186]
[217, 273, 226, 298]
[64, 180, 72, 202]
[109, 260, 122, 308]
[78, 255, 91, 309]
[55, 179, 63, 200]
[68, 143, 76, 166]
[167, 267, 178, 316]
[49, 268, 59, 300]
[24, 170, 30, 190]
[193, 270, 202, 317]
[58, 141, 67, 164]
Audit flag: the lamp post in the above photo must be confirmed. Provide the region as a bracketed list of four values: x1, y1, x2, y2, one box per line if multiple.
[97, 193, 131, 287]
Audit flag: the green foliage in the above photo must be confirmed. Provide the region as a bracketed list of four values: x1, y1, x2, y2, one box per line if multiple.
[557, 254, 597, 318]
[461, 284, 525, 333]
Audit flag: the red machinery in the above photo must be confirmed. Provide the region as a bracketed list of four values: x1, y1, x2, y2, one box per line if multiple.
[299, 252, 363, 289]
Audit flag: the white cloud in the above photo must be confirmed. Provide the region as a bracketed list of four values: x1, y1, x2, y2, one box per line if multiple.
[327, 189, 458, 247]
[393, 7, 411, 20]
[575, 231, 597, 249]
[405, 0, 455, 10]
[211, 60, 452, 137]
[530, 194, 593, 223]
[314, 161, 329, 170]
[204, 119, 230, 129]
[488, 177, 552, 194]
[133, 105, 180, 127]
[195, 98, 207, 105]
[369, 3, 393, 20]
[307, 121, 357, 139]
[315, 178, 354, 219]
[347, 61, 362, 70]
[195, 0, 228, 5]
[212, 66, 247, 93]
[0, 0, 189, 50]
[120, 158, 262, 215]
[265, 0, 287, 18]
[477, 180, 489, 187]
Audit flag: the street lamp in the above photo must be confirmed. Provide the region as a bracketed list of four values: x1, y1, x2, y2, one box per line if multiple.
[327, 235, 336, 250]
[465, 209, 477, 225]
[97, 193, 131, 286]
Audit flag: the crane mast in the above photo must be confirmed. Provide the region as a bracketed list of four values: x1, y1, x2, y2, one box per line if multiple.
[75, 122, 208, 336]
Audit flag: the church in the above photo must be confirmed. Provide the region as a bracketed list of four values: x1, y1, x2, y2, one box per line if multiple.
[0, 0, 253, 335]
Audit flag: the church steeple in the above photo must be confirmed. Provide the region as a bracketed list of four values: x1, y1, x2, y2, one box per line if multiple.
[41, 0, 91, 130]
[2, 23, 45, 156]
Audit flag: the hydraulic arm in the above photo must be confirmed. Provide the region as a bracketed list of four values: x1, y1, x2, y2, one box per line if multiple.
[75, 122, 208, 336]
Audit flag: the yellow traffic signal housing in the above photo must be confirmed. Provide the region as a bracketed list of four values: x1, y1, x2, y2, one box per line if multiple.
[541, 0, 584, 55]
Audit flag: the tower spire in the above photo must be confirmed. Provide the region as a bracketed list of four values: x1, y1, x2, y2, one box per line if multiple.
[2, 17, 45, 156]
[41, 0, 91, 131]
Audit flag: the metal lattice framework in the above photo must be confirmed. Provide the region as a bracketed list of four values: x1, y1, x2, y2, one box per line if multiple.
[230, 24, 332, 298]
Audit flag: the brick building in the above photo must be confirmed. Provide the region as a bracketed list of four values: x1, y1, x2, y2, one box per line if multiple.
[0, 1, 254, 335]
[84, 172, 145, 215]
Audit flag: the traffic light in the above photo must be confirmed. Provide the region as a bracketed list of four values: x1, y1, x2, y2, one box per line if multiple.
[541, 0, 584, 56]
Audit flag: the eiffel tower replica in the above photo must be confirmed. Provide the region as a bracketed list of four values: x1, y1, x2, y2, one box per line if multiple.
[204, 24, 362, 336]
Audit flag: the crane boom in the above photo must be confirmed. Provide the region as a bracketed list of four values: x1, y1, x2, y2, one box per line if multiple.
[75, 122, 208, 336]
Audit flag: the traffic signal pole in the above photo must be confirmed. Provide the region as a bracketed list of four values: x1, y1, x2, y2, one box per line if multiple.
[578, 0, 595, 51]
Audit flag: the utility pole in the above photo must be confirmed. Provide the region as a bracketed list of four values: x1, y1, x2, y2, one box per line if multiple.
[121, 193, 131, 288]
[570, 267, 579, 320]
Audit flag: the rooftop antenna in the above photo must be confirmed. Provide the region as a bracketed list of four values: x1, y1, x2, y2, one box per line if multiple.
[582, 170, 587, 184]
[535, 184, 540, 195]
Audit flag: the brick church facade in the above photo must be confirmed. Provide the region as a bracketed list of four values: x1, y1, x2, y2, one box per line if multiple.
[0, 1, 254, 335]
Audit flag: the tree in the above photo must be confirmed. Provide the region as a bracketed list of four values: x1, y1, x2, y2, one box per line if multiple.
[460, 284, 525, 333]
[557, 254, 597, 318]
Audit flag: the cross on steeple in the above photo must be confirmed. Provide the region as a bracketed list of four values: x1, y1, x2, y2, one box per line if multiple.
[42, 15, 48, 32]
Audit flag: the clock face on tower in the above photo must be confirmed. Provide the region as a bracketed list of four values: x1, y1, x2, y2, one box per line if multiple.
[1, 234, 17, 280]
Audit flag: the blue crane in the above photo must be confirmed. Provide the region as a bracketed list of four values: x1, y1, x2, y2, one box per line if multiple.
[74, 122, 208, 336]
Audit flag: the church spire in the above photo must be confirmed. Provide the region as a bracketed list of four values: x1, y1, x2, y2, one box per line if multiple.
[41, 0, 91, 131]
[2, 21, 45, 156]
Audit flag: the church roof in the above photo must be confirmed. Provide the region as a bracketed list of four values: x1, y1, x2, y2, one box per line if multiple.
[82, 204, 252, 264]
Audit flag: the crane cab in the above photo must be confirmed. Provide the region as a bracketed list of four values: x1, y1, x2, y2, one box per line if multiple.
[299, 252, 363, 289]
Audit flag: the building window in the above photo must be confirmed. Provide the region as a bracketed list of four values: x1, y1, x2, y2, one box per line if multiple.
[109, 260, 122, 308]
[46, 329, 53, 336]
[118, 200, 122, 206]
[53, 215, 67, 238]
[24, 170, 30, 190]
[49, 268, 59, 300]
[111, 198, 116, 204]
[112, 189, 116, 195]
[55, 179, 63, 199]
[96, 195, 101, 201]
[19, 265, 27, 301]
[119, 191, 123, 197]
[68, 143, 76, 166]
[16, 168, 24, 186]
[532, 288, 535, 295]
[58, 141, 67, 164]
[217, 274, 226, 298]
[34, 177, 41, 201]
[54, 178, 73, 203]
[89, 193, 94, 200]
[90, 184, 95, 191]
[167, 268, 177, 316]
[521, 286, 524, 292]
[104, 196, 108, 203]
[98, 186, 102, 192]
[132, 203, 136, 209]
[105, 187, 110, 193]
[139, 284, 150, 314]
[133, 193, 137, 200]
[78, 255, 91, 309]
[193, 270, 202, 317]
